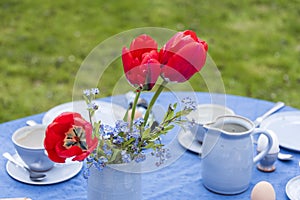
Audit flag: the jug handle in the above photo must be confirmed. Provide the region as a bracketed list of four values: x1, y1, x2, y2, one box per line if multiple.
[252, 128, 273, 164]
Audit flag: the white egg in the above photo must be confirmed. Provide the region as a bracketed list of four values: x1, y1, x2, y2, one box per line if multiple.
[251, 181, 276, 200]
[127, 109, 143, 122]
[257, 130, 279, 154]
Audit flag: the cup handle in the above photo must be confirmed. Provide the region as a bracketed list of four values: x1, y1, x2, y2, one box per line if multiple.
[252, 128, 273, 164]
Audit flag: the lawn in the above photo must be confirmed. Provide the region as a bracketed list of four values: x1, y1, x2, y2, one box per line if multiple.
[1, 0, 299, 122]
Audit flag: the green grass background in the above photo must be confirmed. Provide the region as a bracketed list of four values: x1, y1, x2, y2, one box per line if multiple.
[1, 0, 299, 122]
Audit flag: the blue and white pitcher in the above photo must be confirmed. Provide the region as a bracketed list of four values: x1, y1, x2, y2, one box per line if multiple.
[201, 115, 273, 194]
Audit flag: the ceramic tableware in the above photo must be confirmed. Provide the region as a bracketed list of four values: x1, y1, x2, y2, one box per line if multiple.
[260, 111, 300, 152]
[177, 128, 202, 154]
[42, 100, 126, 126]
[277, 152, 293, 161]
[6, 153, 82, 185]
[12, 125, 54, 172]
[186, 104, 234, 143]
[3, 152, 46, 181]
[201, 115, 273, 194]
[286, 175, 300, 200]
[256, 130, 280, 172]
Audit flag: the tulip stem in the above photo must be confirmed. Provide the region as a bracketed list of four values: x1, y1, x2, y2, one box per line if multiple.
[143, 79, 168, 127]
[130, 90, 141, 129]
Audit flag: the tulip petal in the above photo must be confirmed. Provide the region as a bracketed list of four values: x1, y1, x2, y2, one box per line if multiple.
[183, 30, 199, 42]
[47, 149, 66, 163]
[44, 123, 70, 149]
[44, 112, 97, 163]
[162, 42, 207, 82]
[53, 112, 82, 124]
[122, 47, 135, 72]
[122, 34, 160, 90]
[56, 144, 83, 158]
[129, 34, 158, 60]
[73, 151, 90, 161]
[160, 31, 199, 65]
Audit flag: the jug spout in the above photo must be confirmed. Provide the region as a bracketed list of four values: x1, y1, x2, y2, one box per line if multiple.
[202, 117, 219, 132]
[203, 115, 253, 135]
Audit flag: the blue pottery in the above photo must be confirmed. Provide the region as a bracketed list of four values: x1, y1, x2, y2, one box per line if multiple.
[87, 163, 141, 200]
[201, 115, 273, 195]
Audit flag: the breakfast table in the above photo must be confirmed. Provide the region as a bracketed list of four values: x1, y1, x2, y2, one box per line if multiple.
[0, 92, 299, 200]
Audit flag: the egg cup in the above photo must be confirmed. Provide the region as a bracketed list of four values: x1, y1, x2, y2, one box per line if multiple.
[256, 151, 278, 172]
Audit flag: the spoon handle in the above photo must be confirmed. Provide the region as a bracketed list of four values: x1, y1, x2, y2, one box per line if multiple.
[261, 102, 285, 119]
[2, 152, 28, 171]
[254, 102, 285, 127]
[26, 120, 38, 126]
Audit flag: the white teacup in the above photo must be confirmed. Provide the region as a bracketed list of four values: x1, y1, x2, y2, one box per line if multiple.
[12, 125, 54, 172]
[186, 104, 235, 143]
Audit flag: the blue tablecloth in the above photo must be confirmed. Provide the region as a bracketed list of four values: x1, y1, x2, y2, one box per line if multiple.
[0, 92, 299, 200]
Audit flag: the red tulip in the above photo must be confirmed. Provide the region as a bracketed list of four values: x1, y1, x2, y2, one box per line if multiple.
[44, 112, 98, 163]
[159, 30, 208, 82]
[122, 34, 161, 91]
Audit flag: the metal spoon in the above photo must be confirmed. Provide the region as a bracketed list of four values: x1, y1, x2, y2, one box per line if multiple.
[254, 102, 285, 127]
[3, 152, 46, 181]
[277, 152, 293, 161]
[26, 120, 38, 126]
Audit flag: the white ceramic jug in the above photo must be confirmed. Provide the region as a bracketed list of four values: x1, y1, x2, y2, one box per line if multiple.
[201, 115, 273, 194]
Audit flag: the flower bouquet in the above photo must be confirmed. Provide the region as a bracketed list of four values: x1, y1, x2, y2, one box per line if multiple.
[43, 30, 208, 199]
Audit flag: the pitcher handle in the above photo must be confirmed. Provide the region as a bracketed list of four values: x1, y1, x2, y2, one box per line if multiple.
[252, 128, 273, 164]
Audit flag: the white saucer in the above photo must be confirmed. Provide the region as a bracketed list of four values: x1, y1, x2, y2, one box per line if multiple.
[286, 175, 300, 200]
[177, 128, 202, 154]
[6, 154, 83, 185]
[42, 100, 126, 126]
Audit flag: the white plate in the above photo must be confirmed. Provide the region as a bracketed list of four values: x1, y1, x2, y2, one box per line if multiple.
[177, 128, 202, 154]
[260, 111, 300, 152]
[286, 175, 300, 200]
[42, 100, 126, 126]
[6, 154, 83, 185]
[186, 104, 235, 124]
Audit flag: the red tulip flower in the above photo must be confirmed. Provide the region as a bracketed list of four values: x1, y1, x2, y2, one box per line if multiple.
[122, 34, 161, 91]
[159, 30, 208, 82]
[44, 112, 98, 163]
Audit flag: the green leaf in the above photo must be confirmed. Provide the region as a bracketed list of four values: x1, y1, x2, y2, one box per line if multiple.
[123, 108, 129, 121]
[92, 121, 101, 138]
[174, 109, 192, 118]
[89, 109, 95, 117]
[141, 127, 151, 140]
[163, 125, 175, 132]
[144, 142, 163, 150]
[144, 142, 155, 149]
[109, 148, 121, 163]
[122, 137, 135, 147]
[162, 104, 176, 122]
[160, 125, 174, 135]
